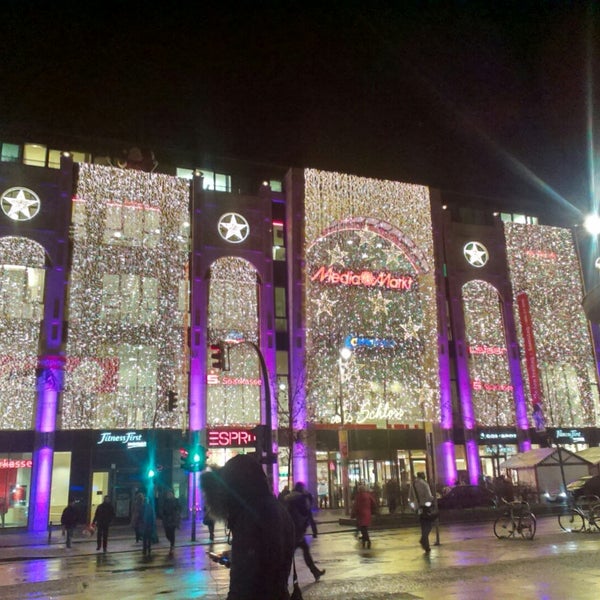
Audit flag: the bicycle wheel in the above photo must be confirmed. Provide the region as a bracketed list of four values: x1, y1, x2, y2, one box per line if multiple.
[519, 513, 536, 540]
[587, 504, 600, 532]
[493, 514, 514, 538]
[558, 510, 585, 532]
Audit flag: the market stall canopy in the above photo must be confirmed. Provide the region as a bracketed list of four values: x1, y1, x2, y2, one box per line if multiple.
[575, 447, 600, 466]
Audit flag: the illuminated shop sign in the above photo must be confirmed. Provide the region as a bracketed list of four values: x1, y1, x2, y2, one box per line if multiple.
[467, 345, 507, 356]
[554, 428, 586, 443]
[0, 458, 33, 469]
[207, 428, 256, 448]
[310, 266, 414, 291]
[97, 431, 147, 449]
[207, 374, 262, 386]
[478, 431, 517, 442]
[471, 380, 513, 392]
[344, 335, 397, 350]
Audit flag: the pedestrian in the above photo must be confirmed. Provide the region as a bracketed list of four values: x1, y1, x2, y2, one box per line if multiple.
[408, 472, 435, 553]
[351, 484, 377, 548]
[278, 485, 290, 501]
[384, 479, 400, 514]
[285, 482, 326, 581]
[200, 454, 295, 600]
[61, 499, 80, 549]
[161, 489, 181, 555]
[141, 494, 157, 557]
[318, 479, 328, 509]
[131, 490, 144, 543]
[92, 495, 116, 553]
[0, 496, 7, 527]
[202, 506, 216, 542]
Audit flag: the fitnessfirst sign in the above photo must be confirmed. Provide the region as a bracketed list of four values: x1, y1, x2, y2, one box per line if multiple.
[310, 266, 414, 291]
[97, 431, 147, 449]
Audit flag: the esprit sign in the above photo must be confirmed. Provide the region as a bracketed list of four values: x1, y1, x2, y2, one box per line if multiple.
[97, 431, 147, 448]
[0, 458, 33, 469]
[207, 429, 256, 448]
[310, 266, 414, 291]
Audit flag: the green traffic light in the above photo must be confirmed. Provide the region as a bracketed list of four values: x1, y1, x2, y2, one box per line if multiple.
[147, 468, 155, 478]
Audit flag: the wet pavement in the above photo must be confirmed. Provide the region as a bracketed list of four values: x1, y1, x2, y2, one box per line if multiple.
[1, 510, 600, 599]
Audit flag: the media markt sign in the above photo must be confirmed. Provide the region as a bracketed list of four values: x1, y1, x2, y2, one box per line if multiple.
[97, 431, 147, 449]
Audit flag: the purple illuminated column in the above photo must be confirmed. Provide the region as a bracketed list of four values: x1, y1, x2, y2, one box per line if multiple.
[29, 356, 64, 531]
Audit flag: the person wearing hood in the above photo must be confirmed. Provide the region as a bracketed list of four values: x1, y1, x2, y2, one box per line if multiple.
[200, 454, 295, 600]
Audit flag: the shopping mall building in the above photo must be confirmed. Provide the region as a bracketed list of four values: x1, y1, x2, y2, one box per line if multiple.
[0, 139, 598, 530]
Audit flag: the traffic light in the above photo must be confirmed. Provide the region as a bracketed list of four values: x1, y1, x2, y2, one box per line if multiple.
[147, 465, 156, 479]
[167, 390, 178, 411]
[179, 445, 207, 472]
[189, 445, 207, 472]
[209, 342, 230, 371]
[179, 447, 189, 469]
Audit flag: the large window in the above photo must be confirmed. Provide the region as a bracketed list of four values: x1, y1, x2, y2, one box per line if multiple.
[101, 274, 158, 324]
[103, 203, 161, 248]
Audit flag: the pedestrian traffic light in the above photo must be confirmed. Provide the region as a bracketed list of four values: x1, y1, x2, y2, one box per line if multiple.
[167, 390, 178, 411]
[179, 445, 207, 472]
[147, 466, 156, 479]
[179, 447, 189, 469]
[189, 445, 207, 472]
[209, 342, 230, 371]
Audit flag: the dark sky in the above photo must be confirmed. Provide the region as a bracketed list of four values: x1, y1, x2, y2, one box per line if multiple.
[1, 1, 599, 216]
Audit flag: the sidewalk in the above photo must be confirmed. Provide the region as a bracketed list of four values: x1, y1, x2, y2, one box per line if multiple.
[0, 508, 349, 562]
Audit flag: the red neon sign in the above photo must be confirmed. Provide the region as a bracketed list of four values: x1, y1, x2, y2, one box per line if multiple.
[471, 380, 513, 392]
[467, 345, 507, 356]
[0, 458, 33, 469]
[310, 266, 413, 291]
[207, 429, 256, 447]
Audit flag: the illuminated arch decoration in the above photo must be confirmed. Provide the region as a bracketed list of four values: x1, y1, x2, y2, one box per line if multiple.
[462, 280, 515, 427]
[303, 169, 439, 427]
[0, 236, 46, 429]
[207, 256, 261, 426]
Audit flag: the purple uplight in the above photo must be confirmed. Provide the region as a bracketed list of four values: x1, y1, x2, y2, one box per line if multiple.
[466, 438, 480, 485]
[31, 446, 53, 531]
[441, 440, 457, 486]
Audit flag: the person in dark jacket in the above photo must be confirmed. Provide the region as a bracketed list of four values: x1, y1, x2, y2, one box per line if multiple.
[92, 495, 116, 553]
[161, 489, 181, 555]
[285, 482, 326, 581]
[61, 500, 80, 549]
[201, 454, 295, 600]
[141, 494, 157, 557]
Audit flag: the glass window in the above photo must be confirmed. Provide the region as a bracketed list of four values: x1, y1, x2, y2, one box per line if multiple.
[275, 287, 287, 332]
[176, 168, 194, 180]
[0, 453, 33, 528]
[273, 222, 286, 261]
[1, 143, 20, 162]
[269, 180, 283, 193]
[48, 150, 62, 169]
[101, 273, 158, 324]
[103, 204, 161, 248]
[23, 144, 47, 167]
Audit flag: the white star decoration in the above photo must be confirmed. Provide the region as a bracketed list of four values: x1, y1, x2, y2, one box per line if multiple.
[1, 187, 41, 221]
[463, 241, 489, 267]
[217, 212, 250, 243]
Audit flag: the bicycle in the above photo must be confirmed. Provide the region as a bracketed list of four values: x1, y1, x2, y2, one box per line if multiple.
[493, 499, 536, 540]
[558, 494, 600, 533]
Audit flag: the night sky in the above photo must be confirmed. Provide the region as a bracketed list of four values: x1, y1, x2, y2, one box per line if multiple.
[1, 1, 599, 216]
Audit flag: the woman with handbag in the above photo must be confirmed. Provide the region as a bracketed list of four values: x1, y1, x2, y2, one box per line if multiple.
[408, 472, 435, 553]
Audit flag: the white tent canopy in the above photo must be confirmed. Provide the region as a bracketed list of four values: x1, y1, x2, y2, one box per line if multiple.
[499, 447, 593, 498]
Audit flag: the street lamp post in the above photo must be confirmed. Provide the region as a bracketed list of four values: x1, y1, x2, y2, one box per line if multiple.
[338, 347, 352, 514]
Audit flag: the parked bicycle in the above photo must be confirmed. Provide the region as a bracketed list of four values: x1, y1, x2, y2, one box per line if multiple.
[493, 499, 536, 540]
[558, 494, 600, 533]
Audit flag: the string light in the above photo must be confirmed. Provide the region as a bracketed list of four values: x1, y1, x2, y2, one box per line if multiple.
[303, 169, 439, 425]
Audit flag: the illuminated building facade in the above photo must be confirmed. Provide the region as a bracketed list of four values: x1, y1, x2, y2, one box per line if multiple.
[0, 139, 598, 531]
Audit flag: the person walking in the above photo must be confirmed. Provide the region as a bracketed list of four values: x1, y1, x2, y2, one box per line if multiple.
[141, 494, 157, 557]
[61, 500, 79, 549]
[409, 472, 435, 553]
[161, 489, 181, 555]
[201, 454, 295, 600]
[131, 490, 144, 543]
[351, 484, 377, 548]
[285, 482, 326, 581]
[92, 495, 116, 553]
[202, 506, 216, 542]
